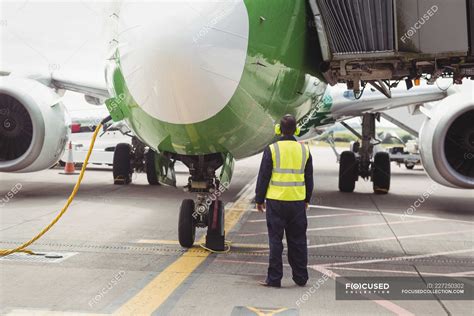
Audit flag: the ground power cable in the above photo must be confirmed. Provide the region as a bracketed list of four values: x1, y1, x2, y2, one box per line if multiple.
[0, 116, 112, 257]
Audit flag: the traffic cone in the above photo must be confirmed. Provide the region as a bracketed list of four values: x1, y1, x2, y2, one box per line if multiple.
[60, 142, 79, 175]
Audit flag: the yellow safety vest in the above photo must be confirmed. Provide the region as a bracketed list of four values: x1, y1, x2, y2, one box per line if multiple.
[266, 141, 309, 201]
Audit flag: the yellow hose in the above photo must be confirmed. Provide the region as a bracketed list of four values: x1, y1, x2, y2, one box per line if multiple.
[199, 240, 232, 254]
[0, 123, 103, 257]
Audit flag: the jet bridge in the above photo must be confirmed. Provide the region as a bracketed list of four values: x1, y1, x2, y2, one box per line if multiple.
[309, 0, 474, 94]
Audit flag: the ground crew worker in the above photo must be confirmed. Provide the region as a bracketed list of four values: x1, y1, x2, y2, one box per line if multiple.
[255, 114, 313, 288]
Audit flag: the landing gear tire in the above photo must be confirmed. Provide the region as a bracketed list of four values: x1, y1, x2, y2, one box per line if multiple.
[113, 143, 133, 185]
[206, 200, 225, 252]
[405, 162, 415, 170]
[339, 151, 357, 193]
[179, 199, 196, 248]
[145, 150, 160, 185]
[373, 152, 391, 194]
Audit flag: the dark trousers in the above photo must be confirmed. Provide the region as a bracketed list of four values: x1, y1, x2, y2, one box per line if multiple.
[265, 199, 308, 286]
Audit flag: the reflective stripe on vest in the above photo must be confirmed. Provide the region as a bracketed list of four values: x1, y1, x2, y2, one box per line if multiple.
[266, 141, 309, 201]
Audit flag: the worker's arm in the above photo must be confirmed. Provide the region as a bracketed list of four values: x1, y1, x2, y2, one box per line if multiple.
[304, 152, 314, 204]
[255, 147, 273, 206]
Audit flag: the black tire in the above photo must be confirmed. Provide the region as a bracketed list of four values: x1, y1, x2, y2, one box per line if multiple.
[179, 199, 196, 248]
[373, 152, 391, 194]
[113, 143, 133, 185]
[405, 162, 415, 170]
[339, 151, 357, 193]
[146, 150, 160, 185]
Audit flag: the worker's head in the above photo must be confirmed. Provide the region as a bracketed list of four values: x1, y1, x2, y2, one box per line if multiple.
[280, 114, 297, 136]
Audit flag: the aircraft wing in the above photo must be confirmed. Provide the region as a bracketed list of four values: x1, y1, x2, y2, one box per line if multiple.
[51, 71, 110, 100]
[1, 69, 110, 101]
[329, 84, 449, 120]
[299, 83, 451, 140]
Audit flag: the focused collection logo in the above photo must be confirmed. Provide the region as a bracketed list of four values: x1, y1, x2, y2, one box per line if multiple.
[345, 282, 390, 294]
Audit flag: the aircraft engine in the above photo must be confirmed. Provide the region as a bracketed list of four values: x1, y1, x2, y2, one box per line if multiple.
[419, 93, 474, 189]
[0, 77, 70, 173]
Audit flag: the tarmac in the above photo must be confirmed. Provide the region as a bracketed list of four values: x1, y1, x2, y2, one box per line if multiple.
[0, 146, 473, 316]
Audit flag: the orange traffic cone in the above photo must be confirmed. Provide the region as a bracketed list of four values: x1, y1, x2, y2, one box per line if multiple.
[60, 142, 79, 175]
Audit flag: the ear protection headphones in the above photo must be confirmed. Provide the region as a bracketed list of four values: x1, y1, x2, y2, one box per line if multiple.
[274, 124, 301, 136]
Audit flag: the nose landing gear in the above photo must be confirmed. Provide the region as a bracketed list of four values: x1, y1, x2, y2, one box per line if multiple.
[178, 196, 226, 251]
[176, 153, 232, 251]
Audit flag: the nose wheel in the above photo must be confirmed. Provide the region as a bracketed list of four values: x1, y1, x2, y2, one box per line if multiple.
[178, 198, 226, 251]
[178, 199, 196, 248]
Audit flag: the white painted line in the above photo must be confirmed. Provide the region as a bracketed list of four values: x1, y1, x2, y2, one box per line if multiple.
[311, 265, 415, 316]
[310, 205, 474, 225]
[309, 205, 382, 213]
[247, 212, 367, 223]
[321, 248, 474, 267]
[447, 271, 474, 276]
[214, 259, 277, 266]
[307, 219, 432, 232]
[136, 239, 180, 245]
[216, 259, 474, 278]
[235, 176, 257, 200]
[237, 232, 267, 237]
[230, 208, 260, 213]
[308, 229, 473, 249]
[238, 218, 431, 237]
[329, 267, 472, 277]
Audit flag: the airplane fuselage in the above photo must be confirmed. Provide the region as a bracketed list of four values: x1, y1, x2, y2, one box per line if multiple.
[105, 0, 327, 159]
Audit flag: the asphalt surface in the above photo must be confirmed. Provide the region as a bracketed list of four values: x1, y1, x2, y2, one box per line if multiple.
[0, 146, 473, 316]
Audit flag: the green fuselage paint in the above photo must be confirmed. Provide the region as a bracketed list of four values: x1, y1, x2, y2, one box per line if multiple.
[106, 0, 330, 160]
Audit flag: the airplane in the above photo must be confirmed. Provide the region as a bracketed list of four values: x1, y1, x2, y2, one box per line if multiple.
[1, 0, 473, 251]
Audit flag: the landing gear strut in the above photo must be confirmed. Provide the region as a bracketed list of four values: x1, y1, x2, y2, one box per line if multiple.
[339, 113, 391, 194]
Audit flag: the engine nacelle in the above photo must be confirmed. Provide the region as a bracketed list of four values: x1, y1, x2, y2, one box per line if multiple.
[419, 92, 474, 189]
[0, 77, 70, 173]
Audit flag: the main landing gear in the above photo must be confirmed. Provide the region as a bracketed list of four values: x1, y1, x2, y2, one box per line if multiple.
[113, 137, 163, 186]
[175, 153, 230, 251]
[339, 113, 391, 194]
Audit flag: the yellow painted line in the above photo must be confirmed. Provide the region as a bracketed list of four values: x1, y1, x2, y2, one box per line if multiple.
[115, 184, 255, 315]
[246, 306, 289, 316]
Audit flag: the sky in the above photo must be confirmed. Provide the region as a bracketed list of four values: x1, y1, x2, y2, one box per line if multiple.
[0, 0, 112, 115]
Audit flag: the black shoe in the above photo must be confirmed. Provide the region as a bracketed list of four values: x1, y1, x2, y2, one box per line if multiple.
[258, 280, 281, 288]
[293, 278, 307, 287]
